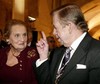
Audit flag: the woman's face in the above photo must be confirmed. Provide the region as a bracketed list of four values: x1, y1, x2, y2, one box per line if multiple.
[9, 25, 27, 51]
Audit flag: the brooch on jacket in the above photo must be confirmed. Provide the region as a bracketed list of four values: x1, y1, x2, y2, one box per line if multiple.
[27, 49, 36, 58]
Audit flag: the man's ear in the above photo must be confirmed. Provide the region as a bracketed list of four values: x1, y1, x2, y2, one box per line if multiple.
[67, 21, 72, 34]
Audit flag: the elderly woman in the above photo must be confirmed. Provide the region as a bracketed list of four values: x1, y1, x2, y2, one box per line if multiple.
[0, 19, 38, 84]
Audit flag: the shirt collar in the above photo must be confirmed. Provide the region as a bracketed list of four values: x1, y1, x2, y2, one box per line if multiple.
[71, 32, 87, 51]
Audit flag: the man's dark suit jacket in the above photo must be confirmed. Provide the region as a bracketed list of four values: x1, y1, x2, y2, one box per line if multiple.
[36, 33, 100, 84]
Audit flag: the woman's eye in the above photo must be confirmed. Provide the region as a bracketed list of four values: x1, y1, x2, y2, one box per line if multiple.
[15, 34, 19, 37]
[23, 33, 27, 37]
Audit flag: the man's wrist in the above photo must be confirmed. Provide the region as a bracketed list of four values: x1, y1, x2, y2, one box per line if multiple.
[36, 58, 48, 67]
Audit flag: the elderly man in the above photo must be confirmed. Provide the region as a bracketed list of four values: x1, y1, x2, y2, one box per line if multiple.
[36, 3, 100, 84]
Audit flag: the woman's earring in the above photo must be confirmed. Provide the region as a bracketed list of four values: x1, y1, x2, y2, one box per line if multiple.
[6, 39, 10, 44]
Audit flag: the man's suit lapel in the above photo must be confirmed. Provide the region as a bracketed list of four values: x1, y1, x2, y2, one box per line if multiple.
[59, 33, 93, 81]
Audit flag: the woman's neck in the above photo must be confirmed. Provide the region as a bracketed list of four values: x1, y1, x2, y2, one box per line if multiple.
[10, 46, 21, 57]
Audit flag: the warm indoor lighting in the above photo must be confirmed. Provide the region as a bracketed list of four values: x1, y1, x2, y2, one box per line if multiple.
[12, 0, 25, 20]
[81, 0, 100, 31]
[81, 0, 100, 40]
[88, 13, 100, 30]
[28, 16, 36, 22]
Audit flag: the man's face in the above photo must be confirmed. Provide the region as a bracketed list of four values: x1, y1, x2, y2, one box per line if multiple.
[52, 14, 71, 46]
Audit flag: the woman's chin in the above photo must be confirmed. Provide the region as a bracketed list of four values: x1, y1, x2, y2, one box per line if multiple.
[17, 47, 25, 51]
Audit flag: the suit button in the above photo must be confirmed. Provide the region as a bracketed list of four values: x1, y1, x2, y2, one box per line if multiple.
[19, 68, 22, 70]
[20, 64, 22, 67]
[20, 80, 23, 82]
[20, 60, 22, 63]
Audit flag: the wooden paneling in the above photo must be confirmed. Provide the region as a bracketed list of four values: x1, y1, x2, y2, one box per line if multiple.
[0, 0, 13, 29]
[25, 0, 39, 22]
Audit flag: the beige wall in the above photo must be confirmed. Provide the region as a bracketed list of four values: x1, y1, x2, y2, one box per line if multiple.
[12, 0, 25, 21]
[1, 0, 100, 41]
[34, 0, 53, 39]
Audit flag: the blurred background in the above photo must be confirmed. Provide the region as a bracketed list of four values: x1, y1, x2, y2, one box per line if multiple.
[0, 0, 100, 45]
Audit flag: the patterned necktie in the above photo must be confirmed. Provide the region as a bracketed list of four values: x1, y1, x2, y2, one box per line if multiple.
[55, 47, 71, 84]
